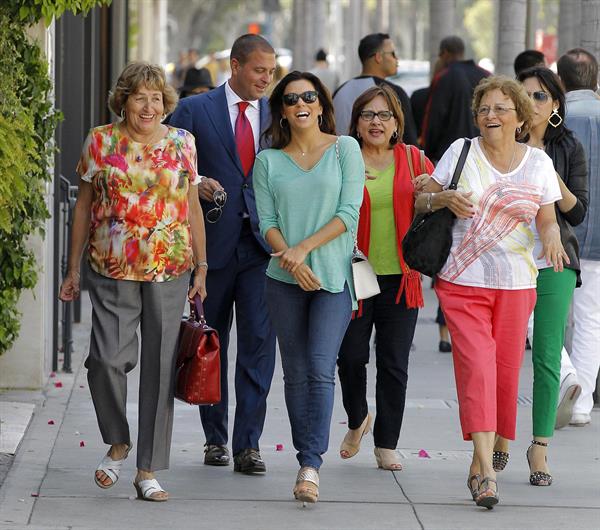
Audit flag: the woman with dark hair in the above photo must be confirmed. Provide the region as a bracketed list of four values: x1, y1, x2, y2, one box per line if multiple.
[492, 67, 588, 486]
[253, 71, 364, 504]
[336, 85, 433, 471]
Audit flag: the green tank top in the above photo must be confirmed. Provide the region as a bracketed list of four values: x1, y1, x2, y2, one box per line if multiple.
[365, 162, 401, 275]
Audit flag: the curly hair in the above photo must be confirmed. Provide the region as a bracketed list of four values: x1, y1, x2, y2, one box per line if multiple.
[472, 75, 534, 140]
[348, 85, 404, 148]
[263, 71, 335, 150]
[108, 62, 178, 118]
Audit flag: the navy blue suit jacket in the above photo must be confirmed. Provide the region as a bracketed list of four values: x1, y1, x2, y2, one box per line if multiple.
[169, 84, 271, 269]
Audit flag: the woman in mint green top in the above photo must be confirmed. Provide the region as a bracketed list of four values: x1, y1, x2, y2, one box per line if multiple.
[337, 85, 433, 472]
[253, 71, 364, 505]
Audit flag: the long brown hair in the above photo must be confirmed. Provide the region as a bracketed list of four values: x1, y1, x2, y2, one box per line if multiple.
[263, 71, 336, 149]
[348, 85, 404, 148]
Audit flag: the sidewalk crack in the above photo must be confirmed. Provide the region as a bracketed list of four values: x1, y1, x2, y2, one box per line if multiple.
[392, 471, 425, 530]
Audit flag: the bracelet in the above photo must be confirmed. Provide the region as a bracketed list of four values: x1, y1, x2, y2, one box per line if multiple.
[426, 192, 433, 212]
[194, 261, 208, 270]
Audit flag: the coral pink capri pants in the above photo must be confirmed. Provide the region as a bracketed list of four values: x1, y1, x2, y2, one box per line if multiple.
[435, 279, 536, 441]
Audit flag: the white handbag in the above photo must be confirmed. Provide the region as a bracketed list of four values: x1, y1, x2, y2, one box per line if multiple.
[351, 247, 380, 301]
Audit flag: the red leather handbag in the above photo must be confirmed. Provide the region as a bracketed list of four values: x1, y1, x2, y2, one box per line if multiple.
[175, 295, 221, 405]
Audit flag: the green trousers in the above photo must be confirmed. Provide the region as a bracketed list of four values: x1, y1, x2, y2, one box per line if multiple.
[532, 267, 577, 437]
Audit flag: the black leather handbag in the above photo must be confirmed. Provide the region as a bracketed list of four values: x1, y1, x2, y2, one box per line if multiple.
[401, 139, 472, 277]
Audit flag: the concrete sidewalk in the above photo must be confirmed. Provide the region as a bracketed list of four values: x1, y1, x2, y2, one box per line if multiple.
[0, 288, 598, 530]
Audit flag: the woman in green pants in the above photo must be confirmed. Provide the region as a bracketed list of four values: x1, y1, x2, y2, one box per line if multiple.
[492, 67, 588, 486]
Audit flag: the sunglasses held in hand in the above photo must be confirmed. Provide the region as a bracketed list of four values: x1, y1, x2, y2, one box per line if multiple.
[206, 190, 227, 223]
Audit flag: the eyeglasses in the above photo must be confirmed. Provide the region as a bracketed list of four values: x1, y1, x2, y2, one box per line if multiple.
[206, 190, 227, 223]
[282, 91, 318, 106]
[359, 110, 394, 121]
[476, 105, 517, 116]
[528, 91, 550, 103]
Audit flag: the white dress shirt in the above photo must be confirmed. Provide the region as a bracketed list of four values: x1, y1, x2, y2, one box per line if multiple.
[224, 80, 260, 153]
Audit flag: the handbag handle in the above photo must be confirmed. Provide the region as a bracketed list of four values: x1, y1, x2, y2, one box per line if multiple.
[405, 144, 426, 181]
[189, 294, 207, 324]
[448, 138, 472, 190]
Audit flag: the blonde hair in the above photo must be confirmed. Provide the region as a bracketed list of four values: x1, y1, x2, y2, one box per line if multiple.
[472, 75, 534, 140]
[108, 61, 178, 118]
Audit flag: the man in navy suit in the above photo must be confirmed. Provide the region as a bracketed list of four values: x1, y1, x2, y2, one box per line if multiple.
[169, 34, 277, 474]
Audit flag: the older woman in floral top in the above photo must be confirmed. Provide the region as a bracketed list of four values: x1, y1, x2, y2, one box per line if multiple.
[59, 62, 207, 502]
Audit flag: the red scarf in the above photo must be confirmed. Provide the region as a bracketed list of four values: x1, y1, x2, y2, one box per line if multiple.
[354, 144, 428, 317]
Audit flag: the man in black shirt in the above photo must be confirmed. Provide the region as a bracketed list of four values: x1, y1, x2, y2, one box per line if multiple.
[421, 36, 489, 162]
[333, 33, 417, 144]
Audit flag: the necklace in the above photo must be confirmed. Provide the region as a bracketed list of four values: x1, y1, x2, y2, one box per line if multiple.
[481, 139, 518, 173]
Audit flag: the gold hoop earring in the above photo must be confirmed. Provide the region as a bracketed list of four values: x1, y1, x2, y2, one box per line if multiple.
[279, 117, 287, 128]
[120, 109, 126, 121]
[548, 109, 563, 128]
[318, 115, 323, 127]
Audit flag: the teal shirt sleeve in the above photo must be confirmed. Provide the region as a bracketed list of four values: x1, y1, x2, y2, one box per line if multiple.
[253, 154, 279, 239]
[336, 136, 365, 232]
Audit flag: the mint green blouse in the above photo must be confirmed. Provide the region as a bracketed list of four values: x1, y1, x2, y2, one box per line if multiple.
[253, 136, 365, 308]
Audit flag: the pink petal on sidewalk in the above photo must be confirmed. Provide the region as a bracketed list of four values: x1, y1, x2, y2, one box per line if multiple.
[276, 444, 284, 451]
[30, 493, 39, 497]
[79, 441, 85, 447]
[49, 372, 56, 378]
[418, 449, 430, 458]
[54, 382, 63, 388]
[47, 420, 55, 425]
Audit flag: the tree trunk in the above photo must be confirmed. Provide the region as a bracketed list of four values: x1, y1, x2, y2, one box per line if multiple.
[429, 0, 456, 72]
[558, 0, 582, 55]
[581, 0, 600, 60]
[496, 0, 527, 76]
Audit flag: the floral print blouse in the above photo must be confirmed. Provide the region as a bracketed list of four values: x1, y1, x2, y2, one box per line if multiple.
[77, 124, 201, 282]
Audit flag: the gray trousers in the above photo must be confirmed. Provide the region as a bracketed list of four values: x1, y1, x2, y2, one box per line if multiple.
[86, 269, 190, 471]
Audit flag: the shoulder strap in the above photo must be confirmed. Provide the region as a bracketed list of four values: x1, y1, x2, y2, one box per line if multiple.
[405, 145, 415, 179]
[448, 138, 472, 190]
[405, 144, 426, 180]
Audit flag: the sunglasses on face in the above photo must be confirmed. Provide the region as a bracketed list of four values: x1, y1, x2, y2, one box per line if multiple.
[359, 110, 393, 121]
[206, 190, 227, 224]
[528, 90, 550, 103]
[476, 105, 516, 116]
[282, 91, 319, 106]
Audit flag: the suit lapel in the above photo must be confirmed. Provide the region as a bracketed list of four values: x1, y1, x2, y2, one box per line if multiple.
[205, 85, 243, 173]
[258, 97, 271, 151]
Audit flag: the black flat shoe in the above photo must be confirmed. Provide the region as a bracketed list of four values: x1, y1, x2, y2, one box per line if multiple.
[204, 444, 230, 466]
[439, 340, 452, 353]
[234, 448, 266, 474]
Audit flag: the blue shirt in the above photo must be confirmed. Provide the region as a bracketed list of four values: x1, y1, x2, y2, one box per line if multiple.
[565, 90, 600, 260]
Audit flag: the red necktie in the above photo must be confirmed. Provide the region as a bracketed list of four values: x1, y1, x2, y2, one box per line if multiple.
[235, 101, 255, 176]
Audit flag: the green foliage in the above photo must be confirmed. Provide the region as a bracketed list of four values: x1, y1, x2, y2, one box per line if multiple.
[464, 0, 494, 60]
[0, 1, 105, 354]
[8, 0, 111, 26]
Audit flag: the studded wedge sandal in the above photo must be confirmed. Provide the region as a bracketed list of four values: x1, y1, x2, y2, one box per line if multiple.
[492, 450, 509, 472]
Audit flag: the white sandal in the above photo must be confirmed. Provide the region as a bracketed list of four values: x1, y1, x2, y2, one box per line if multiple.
[133, 478, 168, 502]
[94, 445, 131, 489]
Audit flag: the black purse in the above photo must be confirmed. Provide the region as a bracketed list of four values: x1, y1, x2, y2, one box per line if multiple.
[401, 138, 472, 277]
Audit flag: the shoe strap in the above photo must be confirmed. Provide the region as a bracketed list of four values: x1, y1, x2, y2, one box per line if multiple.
[137, 478, 165, 497]
[530, 440, 548, 447]
[296, 467, 319, 486]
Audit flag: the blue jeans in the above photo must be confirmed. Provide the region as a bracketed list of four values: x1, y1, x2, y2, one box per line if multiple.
[265, 278, 352, 469]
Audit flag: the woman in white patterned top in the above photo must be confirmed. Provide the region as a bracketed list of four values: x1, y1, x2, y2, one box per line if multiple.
[415, 76, 567, 509]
